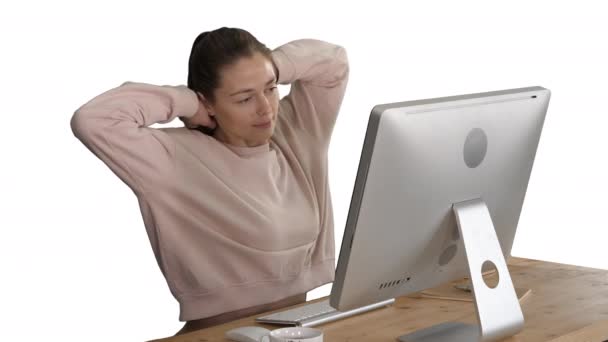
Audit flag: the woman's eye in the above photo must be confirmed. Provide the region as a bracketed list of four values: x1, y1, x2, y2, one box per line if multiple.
[238, 97, 252, 104]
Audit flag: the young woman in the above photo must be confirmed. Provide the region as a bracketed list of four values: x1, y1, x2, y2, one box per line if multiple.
[71, 27, 348, 335]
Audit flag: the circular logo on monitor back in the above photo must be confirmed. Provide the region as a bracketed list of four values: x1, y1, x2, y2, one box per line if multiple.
[463, 128, 488, 168]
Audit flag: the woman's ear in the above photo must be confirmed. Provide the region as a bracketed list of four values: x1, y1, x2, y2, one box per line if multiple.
[196, 92, 215, 116]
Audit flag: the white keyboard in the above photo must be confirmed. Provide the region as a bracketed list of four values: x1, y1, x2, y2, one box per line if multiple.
[255, 298, 395, 327]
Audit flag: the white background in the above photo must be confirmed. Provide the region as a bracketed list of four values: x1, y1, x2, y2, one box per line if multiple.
[1, 1, 607, 341]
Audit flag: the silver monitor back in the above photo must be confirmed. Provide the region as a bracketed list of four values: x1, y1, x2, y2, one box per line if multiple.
[330, 86, 550, 313]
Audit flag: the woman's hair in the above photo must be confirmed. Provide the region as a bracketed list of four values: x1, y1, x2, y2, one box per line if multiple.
[183, 27, 274, 135]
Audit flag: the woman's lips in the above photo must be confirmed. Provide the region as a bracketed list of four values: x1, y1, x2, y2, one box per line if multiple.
[253, 120, 272, 128]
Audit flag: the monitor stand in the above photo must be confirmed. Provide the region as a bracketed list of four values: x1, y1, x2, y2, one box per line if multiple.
[397, 198, 524, 342]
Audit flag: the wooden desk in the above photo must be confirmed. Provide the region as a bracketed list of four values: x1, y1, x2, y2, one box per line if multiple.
[151, 258, 608, 341]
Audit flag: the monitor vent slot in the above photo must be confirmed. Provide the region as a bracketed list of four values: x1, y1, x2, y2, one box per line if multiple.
[379, 276, 411, 289]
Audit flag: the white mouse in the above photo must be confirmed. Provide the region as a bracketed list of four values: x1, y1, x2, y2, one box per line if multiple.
[225, 326, 272, 342]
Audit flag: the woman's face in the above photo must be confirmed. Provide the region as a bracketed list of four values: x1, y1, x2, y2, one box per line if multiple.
[205, 52, 279, 147]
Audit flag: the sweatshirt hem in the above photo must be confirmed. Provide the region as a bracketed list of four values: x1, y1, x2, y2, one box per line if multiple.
[176, 258, 335, 321]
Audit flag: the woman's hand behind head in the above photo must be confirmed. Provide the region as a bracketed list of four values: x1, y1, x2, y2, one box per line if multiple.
[183, 93, 217, 130]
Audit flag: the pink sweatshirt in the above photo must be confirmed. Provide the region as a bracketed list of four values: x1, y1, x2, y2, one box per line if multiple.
[71, 39, 349, 321]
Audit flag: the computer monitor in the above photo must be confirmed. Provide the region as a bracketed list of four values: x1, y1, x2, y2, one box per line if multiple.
[329, 86, 550, 342]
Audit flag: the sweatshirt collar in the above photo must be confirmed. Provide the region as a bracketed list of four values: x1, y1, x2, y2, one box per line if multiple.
[223, 142, 271, 157]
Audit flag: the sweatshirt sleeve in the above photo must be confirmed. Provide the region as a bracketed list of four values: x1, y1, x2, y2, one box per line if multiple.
[70, 81, 199, 194]
[272, 39, 349, 149]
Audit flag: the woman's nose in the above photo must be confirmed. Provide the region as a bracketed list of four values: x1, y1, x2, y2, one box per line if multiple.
[257, 94, 272, 116]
